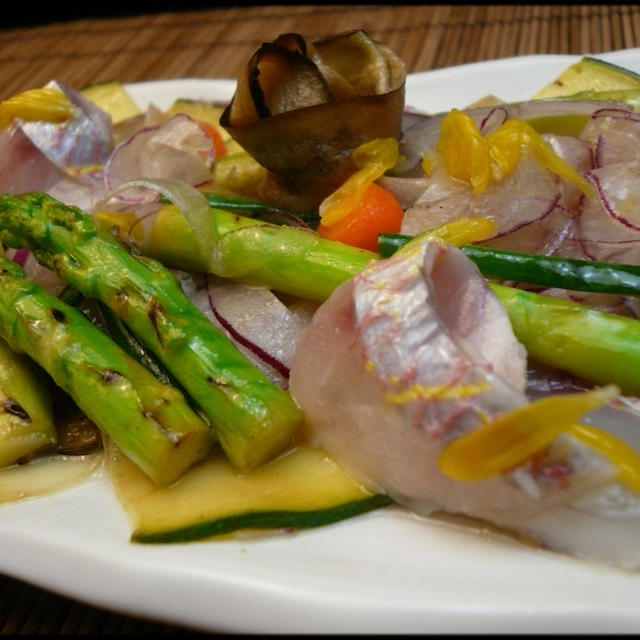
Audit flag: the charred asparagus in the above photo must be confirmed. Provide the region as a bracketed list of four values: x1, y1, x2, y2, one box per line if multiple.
[0, 193, 302, 470]
[0, 252, 212, 485]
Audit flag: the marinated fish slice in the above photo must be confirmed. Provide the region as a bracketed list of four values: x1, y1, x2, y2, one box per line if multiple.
[289, 237, 632, 556]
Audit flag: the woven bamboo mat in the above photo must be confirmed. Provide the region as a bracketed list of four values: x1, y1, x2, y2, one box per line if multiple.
[1, 4, 639, 96]
[1, 3, 640, 636]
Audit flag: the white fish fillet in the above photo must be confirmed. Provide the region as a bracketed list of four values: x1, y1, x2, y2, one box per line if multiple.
[290, 237, 640, 568]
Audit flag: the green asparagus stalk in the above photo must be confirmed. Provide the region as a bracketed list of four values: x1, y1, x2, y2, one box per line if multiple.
[0, 252, 212, 485]
[97, 203, 376, 302]
[0, 193, 302, 471]
[0, 335, 57, 467]
[490, 283, 640, 394]
[96, 200, 640, 396]
[96, 300, 182, 390]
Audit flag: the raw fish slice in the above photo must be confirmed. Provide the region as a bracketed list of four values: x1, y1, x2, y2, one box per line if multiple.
[20, 81, 112, 169]
[541, 133, 593, 213]
[400, 151, 560, 240]
[0, 126, 102, 210]
[290, 238, 615, 525]
[291, 236, 640, 568]
[0, 81, 111, 210]
[499, 398, 640, 569]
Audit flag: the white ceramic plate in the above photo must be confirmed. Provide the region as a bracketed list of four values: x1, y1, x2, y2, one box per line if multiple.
[4, 50, 640, 635]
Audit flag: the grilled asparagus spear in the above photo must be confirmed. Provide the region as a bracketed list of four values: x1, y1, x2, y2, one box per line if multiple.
[0, 252, 212, 485]
[0, 193, 302, 471]
[0, 334, 57, 467]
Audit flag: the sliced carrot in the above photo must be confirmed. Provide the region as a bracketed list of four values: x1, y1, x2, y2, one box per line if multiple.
[198, 121, 227, 158]
[318, 183, 404, 252]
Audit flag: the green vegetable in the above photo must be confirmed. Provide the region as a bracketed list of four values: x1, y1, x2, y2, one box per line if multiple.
[378, 233, 640, 295]
[0, 335, 57, 467]
[96, 301, 181, 390]
[562, 88, 640, 112]
[134, 495, 392, 543]
[201, 192, 319, 225]
[98, 203, 376, 302]
[106, 440, 392, 544]
[0, 192, 302, 471]
[533, 56, 640, 99]
[0, 252, 212, 485]
[491, 283, 640, 395]
[80, 80, 142, 123]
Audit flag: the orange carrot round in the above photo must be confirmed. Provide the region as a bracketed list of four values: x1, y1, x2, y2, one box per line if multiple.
[198, 121, 227, 158]
[318, 183, 404, 252]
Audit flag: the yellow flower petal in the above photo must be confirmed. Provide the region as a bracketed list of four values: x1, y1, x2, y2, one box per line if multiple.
[438, 385, 619, 482]
[434, 109, 594, 197]
[0, 88, 75, 129]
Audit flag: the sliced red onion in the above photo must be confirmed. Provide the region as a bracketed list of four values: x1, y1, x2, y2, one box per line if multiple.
[0, 126, 105, 210]
[488, 194, 560, 241]
[94, 177, 215, 271]
[536, 287, 631, 316]
[207, 284, 290, 383]
[104, 114, 215, 198]
[581, 109, 640, 168]
[526, 360, 591, 399]
[623, 295, 640, 319]
[541, 133, 593, 213]
[580, 237, 640, 265]
[7, 248, 29, 267]
[390, 115, 441, 177]
[591, 107, 640, 122]
[594, 135, 604, 168]
[585, 161, 640, 232]
[576, 183, 640, 263]
[189, 279, 316, 387]
[542, 133, 593, 173]
[479, 106, 509, 134]
[377, 175, 430, 210]
[15, 251, 67, 296]
[482, 202, 576, 257]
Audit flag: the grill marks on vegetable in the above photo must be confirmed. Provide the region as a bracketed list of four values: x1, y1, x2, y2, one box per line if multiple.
[147, 299, 166, 345]
[101, 369, 122, 384]
[50, 307, 67, 323]
[3, 398, 30, 421]
[206, 374, 232, 388]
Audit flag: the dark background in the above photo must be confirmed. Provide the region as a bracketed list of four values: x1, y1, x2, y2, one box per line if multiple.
[3, 2, 254, 28]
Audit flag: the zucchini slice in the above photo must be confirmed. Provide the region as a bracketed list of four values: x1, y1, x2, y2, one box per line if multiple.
[0, 338, 57, 467]
[106, 441, 392, 543]
[533, 57, 640, 99]
[80, 80, 142, 123]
